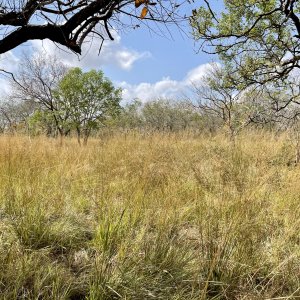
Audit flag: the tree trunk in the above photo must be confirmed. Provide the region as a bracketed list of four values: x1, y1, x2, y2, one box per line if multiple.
[76, 127, 81, 146]
[58, 128, 64, 146]
[295, 128, 300, 165]
[83, 128, 91, 146]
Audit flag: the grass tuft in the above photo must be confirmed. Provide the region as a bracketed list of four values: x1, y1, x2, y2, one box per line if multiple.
[0, 132, 300, 299]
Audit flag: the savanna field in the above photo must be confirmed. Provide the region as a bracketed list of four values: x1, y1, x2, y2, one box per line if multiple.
[1, 131, 300, 299]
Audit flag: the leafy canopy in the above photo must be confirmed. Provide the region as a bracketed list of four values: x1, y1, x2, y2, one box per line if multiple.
[56, 67, 122, 130]
[191, 0, 300, 86]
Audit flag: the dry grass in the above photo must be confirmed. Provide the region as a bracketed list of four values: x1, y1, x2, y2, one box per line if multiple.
[0, 131, 300, 299]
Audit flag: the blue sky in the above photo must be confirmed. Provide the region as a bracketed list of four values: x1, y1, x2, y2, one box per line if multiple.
[0, 1, 220, 102]
[93, 0, 219, 88]
[103, 25, 210, 83]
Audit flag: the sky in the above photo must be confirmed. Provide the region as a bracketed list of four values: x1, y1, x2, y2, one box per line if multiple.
[0, 1, 220, 103]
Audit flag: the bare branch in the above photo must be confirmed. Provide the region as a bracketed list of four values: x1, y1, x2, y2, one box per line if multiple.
[0, 0, 188, 54]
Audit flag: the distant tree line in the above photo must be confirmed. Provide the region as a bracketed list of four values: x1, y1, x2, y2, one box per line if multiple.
[1, 54, 300, 145]
[2, 1, 300, 147]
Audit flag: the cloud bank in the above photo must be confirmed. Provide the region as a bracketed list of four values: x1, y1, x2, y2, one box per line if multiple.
[117, 63, 214, 102]
[0, 51, 19, 96]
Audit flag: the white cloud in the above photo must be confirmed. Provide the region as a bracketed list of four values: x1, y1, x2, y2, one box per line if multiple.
[184, 63, 218, 85]
[119, 77, 180, 102]
[0, 51, 20, 97]
[0, 51, 20, 72]
[30, 32, 151, 71]
[0, 32, 151, 96]
[114, 49, 149, 70]
[117, 62, 214, 102]
[0, 78, 10, 97]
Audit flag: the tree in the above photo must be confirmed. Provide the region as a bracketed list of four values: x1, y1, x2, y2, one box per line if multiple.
[0, 0, 187, 56]
[191, 64, 251, 140]
[246, 81, 300, 164]
[55, 67, 122, 145]
[116, 99, 144, 130]
[0, 98, 37, 133]
[11, 54, 121, 144]
[245, 80, 300, 127]
[142, 98, 200, 131]
[12, 53, 70, 138]
[191, 1, 300, 87]
[27, 109, 60, 136]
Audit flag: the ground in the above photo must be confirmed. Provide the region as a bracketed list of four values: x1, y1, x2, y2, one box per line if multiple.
[0, 131, 300, 299]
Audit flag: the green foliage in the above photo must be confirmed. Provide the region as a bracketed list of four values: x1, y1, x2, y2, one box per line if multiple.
[111, 98, 203, 132]
[28, 110, 57, 136]
[142, 99, 201, 131]
[191, 0, 299, 86]
[55, 67, 122, 143]
[113, 99, 144, 129]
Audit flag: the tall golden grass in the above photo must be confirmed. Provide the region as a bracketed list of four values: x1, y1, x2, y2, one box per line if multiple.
[0, 131, 300, 299]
